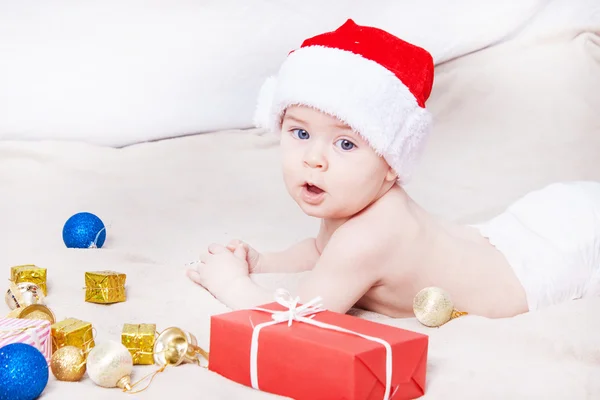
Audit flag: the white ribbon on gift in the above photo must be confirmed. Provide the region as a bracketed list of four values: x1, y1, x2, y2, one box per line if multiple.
[249, 289, 394, 400]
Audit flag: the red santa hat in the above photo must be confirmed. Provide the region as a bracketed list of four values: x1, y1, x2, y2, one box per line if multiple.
[254, 19, 435, 183]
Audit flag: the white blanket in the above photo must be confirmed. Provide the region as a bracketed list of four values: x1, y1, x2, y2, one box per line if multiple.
[2, 132, 600, 400]
[2, 13, 600, 400]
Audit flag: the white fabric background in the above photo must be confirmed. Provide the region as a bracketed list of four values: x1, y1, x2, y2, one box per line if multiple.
[0, 0, 582, 146]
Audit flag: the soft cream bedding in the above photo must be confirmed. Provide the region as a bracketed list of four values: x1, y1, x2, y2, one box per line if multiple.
[2, 25, 600, 400]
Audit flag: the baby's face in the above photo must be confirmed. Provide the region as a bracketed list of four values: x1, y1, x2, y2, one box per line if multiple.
[280, 105, 396, 220]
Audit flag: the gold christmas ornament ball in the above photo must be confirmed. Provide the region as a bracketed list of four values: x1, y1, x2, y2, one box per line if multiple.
[51, 346, 87, 382]
[413, 286, 466, 327]
[17, 304, 56, 324]
[24, 310, 52, 322]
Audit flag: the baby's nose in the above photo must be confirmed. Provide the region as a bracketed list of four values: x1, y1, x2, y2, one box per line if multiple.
[304, 147, 328, 170]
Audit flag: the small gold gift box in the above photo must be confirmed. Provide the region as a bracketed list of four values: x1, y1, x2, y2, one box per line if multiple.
[51, 318, 95, 353]
[10, 265, 48, 295]
[122, 323, 156, 365]
[84, 270, 126, 304]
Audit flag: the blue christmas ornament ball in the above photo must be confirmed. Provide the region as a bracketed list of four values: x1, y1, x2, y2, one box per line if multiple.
[62, 211, 107, 248]
[0, 343, 49, 400]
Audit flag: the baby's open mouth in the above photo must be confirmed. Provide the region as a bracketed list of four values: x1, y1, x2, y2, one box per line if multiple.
[305, 183, 324, 194]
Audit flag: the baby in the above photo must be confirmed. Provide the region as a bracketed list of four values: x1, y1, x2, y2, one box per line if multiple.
[187, 19, 600, 319]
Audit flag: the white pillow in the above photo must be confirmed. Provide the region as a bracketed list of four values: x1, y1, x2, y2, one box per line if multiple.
[405, 29, 600, 223]
[0, 0, 547, 146]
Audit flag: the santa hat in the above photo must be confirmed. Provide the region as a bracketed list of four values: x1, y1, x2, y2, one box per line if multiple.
[254, 19, 435, 183]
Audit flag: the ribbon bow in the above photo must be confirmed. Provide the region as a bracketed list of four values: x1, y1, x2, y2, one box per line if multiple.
[249, 289, 395, 400]
[254, 288, 325, 326]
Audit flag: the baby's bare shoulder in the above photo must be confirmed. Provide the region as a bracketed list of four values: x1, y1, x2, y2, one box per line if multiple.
[319, 189, 410, 271]
[346, 191, 406, 237]
[328, 209, 400, 261]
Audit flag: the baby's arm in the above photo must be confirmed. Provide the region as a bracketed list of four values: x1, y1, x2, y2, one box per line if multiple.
[229, 226, 383, 314]
[257, 238, 320, 273]
[227, 238, 320, 274]
[288, 228, 383, 313]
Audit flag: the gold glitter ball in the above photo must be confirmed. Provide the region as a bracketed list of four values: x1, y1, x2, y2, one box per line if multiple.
[51, 346, 87, 382]
[413, 286, 457, 327]
[17, 304, 56, 324]
[24, 310, 53, 322]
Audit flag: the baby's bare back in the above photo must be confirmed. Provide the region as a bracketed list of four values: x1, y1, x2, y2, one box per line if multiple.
[326, 187, 529, 319]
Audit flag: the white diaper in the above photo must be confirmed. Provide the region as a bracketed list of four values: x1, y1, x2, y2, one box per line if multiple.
[472, 181, 600, 311]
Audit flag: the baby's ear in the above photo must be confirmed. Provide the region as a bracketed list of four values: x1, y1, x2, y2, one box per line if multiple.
[385, 167, 398, 183]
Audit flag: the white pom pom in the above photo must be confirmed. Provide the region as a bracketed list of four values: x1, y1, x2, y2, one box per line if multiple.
[253, 76, 278, 130]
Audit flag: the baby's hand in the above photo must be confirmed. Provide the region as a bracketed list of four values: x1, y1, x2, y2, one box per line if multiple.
[187, 243, 250, 301]
[226, 239, 261, 273]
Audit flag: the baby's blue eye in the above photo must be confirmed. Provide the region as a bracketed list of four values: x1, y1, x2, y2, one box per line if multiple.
[291, 129, 310, 140]
[335, 139, 355, 151]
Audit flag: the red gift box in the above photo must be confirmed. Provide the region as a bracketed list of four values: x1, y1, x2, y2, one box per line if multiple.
[208, 295, 428, 400]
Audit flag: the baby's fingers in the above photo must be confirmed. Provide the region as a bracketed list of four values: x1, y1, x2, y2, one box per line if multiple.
[186, 269, 204, 286]
[233, 244, 248, 260]
[226, 239, 242, 252]
[199, 252, 210, 263]
[208, 243, 228, 255]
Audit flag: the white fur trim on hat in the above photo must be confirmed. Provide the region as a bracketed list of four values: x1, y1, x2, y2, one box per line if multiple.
[254, 45, 432, 183]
